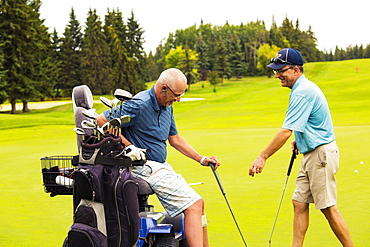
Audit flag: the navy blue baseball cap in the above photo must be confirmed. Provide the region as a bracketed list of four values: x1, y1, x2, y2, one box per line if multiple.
[267, 48, 304, 70]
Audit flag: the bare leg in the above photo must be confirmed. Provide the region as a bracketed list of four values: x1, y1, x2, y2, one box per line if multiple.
[292, 200, 309, 247]
[183, 199, 209, 247]
[321, 205, 353, 247]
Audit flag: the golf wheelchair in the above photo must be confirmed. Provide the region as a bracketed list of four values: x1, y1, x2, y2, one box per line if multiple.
[41, 85, 188, 247]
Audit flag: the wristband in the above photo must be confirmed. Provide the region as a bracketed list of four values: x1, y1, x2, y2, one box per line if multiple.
[200, 156, 207, 166]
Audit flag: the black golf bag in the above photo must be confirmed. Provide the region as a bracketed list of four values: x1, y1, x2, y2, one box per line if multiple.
[65, 133, 141, 247]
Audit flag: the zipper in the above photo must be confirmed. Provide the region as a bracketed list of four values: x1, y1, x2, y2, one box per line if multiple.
[114, 168, 124, 247]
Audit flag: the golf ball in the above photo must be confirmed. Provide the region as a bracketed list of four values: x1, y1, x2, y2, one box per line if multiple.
[360, 161, 364, 164]
[354, 170, 358, 173]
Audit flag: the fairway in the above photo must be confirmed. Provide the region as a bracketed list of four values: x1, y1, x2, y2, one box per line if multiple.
[1, 59, 369, 246]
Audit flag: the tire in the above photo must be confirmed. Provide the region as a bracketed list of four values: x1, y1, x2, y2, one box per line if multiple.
[62, 236, 68, 247]
[154, 237, 178, 247]
[179, 239, 188, 247]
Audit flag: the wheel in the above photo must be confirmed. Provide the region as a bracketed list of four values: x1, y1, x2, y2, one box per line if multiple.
[62, 236, 68, 247]
[179, 239, 188, 247]
[154, 237, 178, 247]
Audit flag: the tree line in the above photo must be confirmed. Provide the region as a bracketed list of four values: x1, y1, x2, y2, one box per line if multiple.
[1, 0, 369, 113]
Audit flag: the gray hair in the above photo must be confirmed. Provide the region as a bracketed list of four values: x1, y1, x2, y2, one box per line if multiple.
[157, 68, 187, 87]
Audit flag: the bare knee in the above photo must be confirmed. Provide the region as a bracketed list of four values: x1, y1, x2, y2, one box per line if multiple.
[293, 200, 309, 213]
[184, 199, 204, 215]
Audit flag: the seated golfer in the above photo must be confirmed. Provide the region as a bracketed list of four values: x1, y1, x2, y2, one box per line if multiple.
[97, 68, 220, 247]
[249, 48, 353, 247]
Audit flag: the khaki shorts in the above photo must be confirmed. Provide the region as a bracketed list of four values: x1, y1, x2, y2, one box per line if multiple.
[292, 141, 339, 209]
[131, 160, 202, 217]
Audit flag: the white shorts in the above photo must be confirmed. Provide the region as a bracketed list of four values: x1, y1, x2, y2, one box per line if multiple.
[131, 160, 202, 217]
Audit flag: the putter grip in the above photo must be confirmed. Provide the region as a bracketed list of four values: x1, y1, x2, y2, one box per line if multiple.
[210, 163, 226, 195]
[287, 151, 296, 176]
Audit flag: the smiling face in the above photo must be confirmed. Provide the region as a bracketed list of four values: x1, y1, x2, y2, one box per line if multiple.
[155, 68, 187, 107]
[273, 65, 302, 89]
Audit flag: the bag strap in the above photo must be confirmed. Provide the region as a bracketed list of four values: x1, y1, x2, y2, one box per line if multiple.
[72, 155, 132, 167]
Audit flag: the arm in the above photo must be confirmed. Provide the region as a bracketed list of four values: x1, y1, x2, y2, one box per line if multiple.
[249, 128, 292, 177]
[96, 113, 132, 146]
[168, 133, 220, 169]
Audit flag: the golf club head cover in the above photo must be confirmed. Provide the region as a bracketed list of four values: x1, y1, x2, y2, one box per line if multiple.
[124, 145, 146, 161]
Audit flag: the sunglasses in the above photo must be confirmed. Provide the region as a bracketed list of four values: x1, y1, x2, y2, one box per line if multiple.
[270, 57, 293, 65]
[273, 67, 294, 75]
[165, 85, 185, 98]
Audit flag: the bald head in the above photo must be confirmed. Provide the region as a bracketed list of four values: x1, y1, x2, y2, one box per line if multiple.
[156, 68, 187, 89]
[154, 68, 187, 107]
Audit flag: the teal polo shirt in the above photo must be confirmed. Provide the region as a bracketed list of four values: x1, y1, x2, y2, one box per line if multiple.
[282, 75, 335, 154]
[103, 86, 178, 163]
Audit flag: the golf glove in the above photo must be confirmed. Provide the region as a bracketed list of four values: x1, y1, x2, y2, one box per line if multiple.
[124, 145, 146, 161]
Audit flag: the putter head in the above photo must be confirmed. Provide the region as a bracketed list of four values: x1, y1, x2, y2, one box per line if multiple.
[114, 88, 132, 101]
[100, 96, 112, 108]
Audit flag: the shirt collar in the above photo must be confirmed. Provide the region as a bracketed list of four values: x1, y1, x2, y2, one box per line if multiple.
[292, 74, 306, 91]
[149, 86, 160, 112]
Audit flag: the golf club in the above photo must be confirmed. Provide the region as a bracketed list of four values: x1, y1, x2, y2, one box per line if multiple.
[114, 88, 132, 101]
[109, 117, 121, 136]
[120, 115, 131, 123]
[100, 96, 113, 118]
[268, 150, 297, 247]
[73, 127, 85, 140]
[114, 89, 132, 117]
[209, 163, 248, 247]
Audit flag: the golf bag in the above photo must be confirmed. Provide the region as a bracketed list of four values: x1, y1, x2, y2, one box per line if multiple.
[66, 133, 141, 247]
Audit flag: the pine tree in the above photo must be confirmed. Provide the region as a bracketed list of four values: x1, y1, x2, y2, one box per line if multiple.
[57, 8, 82, 97]
[80, 9, 110, 95]
[214, 38, 231, 84]
[0, 0, 54, 113]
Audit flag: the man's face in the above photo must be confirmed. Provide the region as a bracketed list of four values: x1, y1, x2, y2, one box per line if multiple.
[273, 65, 298, 89]
[161, 84, 186, 107]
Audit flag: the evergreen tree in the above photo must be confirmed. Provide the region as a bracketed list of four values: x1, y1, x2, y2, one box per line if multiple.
[214, 38, 231, 84]
[57, 8, 82, 97]
[196, 34, 210, 81]
[126, 11, 148, 88]
[0, 50, 7, 104]
[80, 9, 110, 95]
[0, 0, 54, 113]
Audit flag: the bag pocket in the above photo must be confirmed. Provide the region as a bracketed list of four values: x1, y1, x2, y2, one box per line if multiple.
[68, 223, 107, 247]
[115, 169, 140, 246]
[74, 165, 103, 202]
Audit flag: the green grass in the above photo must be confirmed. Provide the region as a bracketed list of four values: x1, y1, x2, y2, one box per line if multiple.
[1, 59, 369, 246]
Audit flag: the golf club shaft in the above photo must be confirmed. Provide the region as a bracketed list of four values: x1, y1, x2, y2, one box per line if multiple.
[210, 163, 248, 247]
[268, 150, 296, 246]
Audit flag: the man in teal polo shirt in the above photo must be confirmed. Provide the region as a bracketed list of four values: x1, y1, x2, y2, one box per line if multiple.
[249, 48, 353, 247]
[97, 68, 220, 247]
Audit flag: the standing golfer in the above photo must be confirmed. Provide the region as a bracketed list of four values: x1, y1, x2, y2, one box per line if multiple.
[97, 68, 220, 247]
[249, 48, 353, 247]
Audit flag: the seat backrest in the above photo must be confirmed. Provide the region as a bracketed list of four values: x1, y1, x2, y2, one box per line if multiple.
[72, 85, 96, 153]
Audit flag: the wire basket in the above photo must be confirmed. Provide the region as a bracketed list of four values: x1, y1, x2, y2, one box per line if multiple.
[41, 155, 76, 197]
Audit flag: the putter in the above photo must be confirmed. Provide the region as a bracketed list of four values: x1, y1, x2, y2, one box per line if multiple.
[210, 163, 248, 247]
[268, 150, 297, 247]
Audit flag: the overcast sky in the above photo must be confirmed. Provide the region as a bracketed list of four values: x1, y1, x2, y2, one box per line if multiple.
[40, 0, 369, 53]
